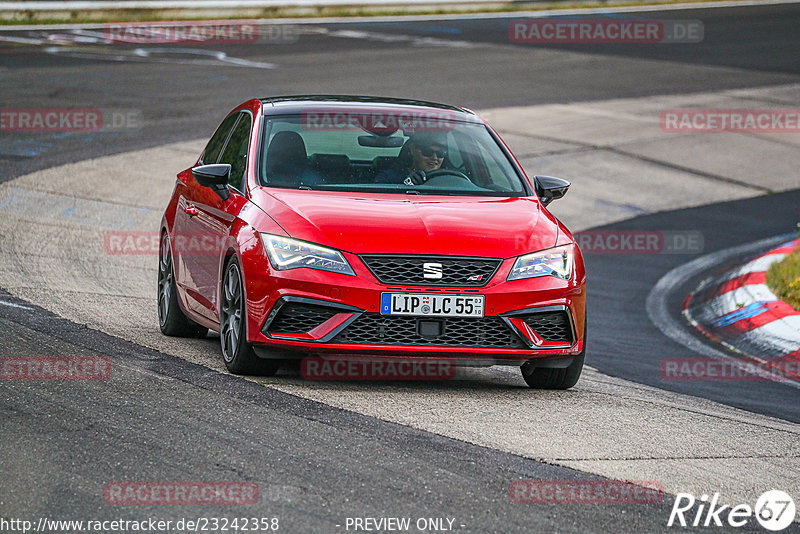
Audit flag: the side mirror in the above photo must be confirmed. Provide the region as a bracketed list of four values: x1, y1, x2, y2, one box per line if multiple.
[534, 175, 570, 207]
[192, 164, 231, 200]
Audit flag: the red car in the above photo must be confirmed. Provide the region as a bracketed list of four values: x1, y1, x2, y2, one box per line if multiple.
[158, 96, 586, 388]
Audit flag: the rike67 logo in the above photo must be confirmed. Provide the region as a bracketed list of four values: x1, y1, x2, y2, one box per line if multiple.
[668, 490, 796, 531]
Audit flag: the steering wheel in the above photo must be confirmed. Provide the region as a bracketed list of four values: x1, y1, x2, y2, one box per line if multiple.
[423, 169, 472, 184]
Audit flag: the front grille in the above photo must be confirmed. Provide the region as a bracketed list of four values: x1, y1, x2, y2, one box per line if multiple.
[360, 255, 501, 287]
[332, 314, 525, 348]
[518, 311, 573, 343]
[267, 303, 340, 335]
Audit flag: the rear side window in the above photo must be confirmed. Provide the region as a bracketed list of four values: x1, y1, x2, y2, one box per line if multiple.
[202, 113, 239, 164]
[218, 113, 252, 191]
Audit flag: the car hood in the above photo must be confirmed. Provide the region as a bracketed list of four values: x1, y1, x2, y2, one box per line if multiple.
[251, 189, 560, 258]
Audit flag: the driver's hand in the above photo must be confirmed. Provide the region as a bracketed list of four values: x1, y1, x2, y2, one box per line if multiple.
[403, 170, 426, 186]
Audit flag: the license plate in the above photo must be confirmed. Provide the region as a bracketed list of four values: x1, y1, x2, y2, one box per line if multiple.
[380, 293, 485, 318]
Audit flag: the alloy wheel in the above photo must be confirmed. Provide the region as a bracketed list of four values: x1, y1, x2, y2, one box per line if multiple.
[220, 262, 243, 363]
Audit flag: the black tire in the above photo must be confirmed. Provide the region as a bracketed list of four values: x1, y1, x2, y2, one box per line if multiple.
[520, 320, 586, 390]
[158, 233, 209, 338]
[219, 256, 279, 376]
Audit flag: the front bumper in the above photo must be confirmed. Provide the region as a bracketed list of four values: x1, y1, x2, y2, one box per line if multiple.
[241, 248, 586, 364]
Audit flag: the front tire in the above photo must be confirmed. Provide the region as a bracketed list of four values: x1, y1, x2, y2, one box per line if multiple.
[520, 321, 586, 390]
[520, 352, 584, 389]
[158, 233, 208, 338]
[219, 256, 279, 376]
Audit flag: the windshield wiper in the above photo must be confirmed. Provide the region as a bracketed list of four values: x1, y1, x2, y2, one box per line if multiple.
[404, 190, 421, 195]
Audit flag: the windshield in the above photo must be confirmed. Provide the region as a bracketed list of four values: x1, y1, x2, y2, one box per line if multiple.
[258, 112, 528, 196]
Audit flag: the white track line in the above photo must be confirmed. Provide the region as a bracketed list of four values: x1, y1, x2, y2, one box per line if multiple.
[0, 299, 33, 310]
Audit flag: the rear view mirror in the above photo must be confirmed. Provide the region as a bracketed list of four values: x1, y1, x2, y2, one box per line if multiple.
[192, 164, 231, 200]
[358, 135, 404, 148]
[534, 175, 570, 206]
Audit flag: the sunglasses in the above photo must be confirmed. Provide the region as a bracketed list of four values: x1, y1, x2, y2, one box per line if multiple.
[418, 146, 447, 159]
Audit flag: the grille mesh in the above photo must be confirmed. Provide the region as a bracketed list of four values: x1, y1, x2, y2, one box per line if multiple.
[332, 314, 524, 348]
[360, 255, 501, 287]
[519, 311, 573, 343]
[267, 303, 340, 335]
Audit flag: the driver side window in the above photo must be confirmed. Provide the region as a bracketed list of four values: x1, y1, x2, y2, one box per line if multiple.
[202, 113, 239, 165]
[218, 113, 252, 191]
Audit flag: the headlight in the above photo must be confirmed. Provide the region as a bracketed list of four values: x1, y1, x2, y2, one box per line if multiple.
[260, 234, 355, 276]
[507, 244, 573, 281]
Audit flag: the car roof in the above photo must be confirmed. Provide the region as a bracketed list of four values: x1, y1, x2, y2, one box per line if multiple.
[259, 95, 480, 121]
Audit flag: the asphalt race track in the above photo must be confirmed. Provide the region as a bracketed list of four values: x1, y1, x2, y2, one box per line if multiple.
[1, 2, 799, 532]
[2, 2, 799, 183]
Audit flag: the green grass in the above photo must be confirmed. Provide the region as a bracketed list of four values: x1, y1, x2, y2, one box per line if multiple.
[767, 246, 800, 311]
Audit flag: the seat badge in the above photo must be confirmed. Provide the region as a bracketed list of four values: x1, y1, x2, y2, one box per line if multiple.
[423, 262, 443, 280]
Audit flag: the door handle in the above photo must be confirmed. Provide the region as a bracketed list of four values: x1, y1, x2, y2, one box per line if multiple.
[184, 205, 199, 216]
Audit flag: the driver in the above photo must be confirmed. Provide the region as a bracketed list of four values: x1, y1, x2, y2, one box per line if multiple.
[376, 131, 448, 185]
